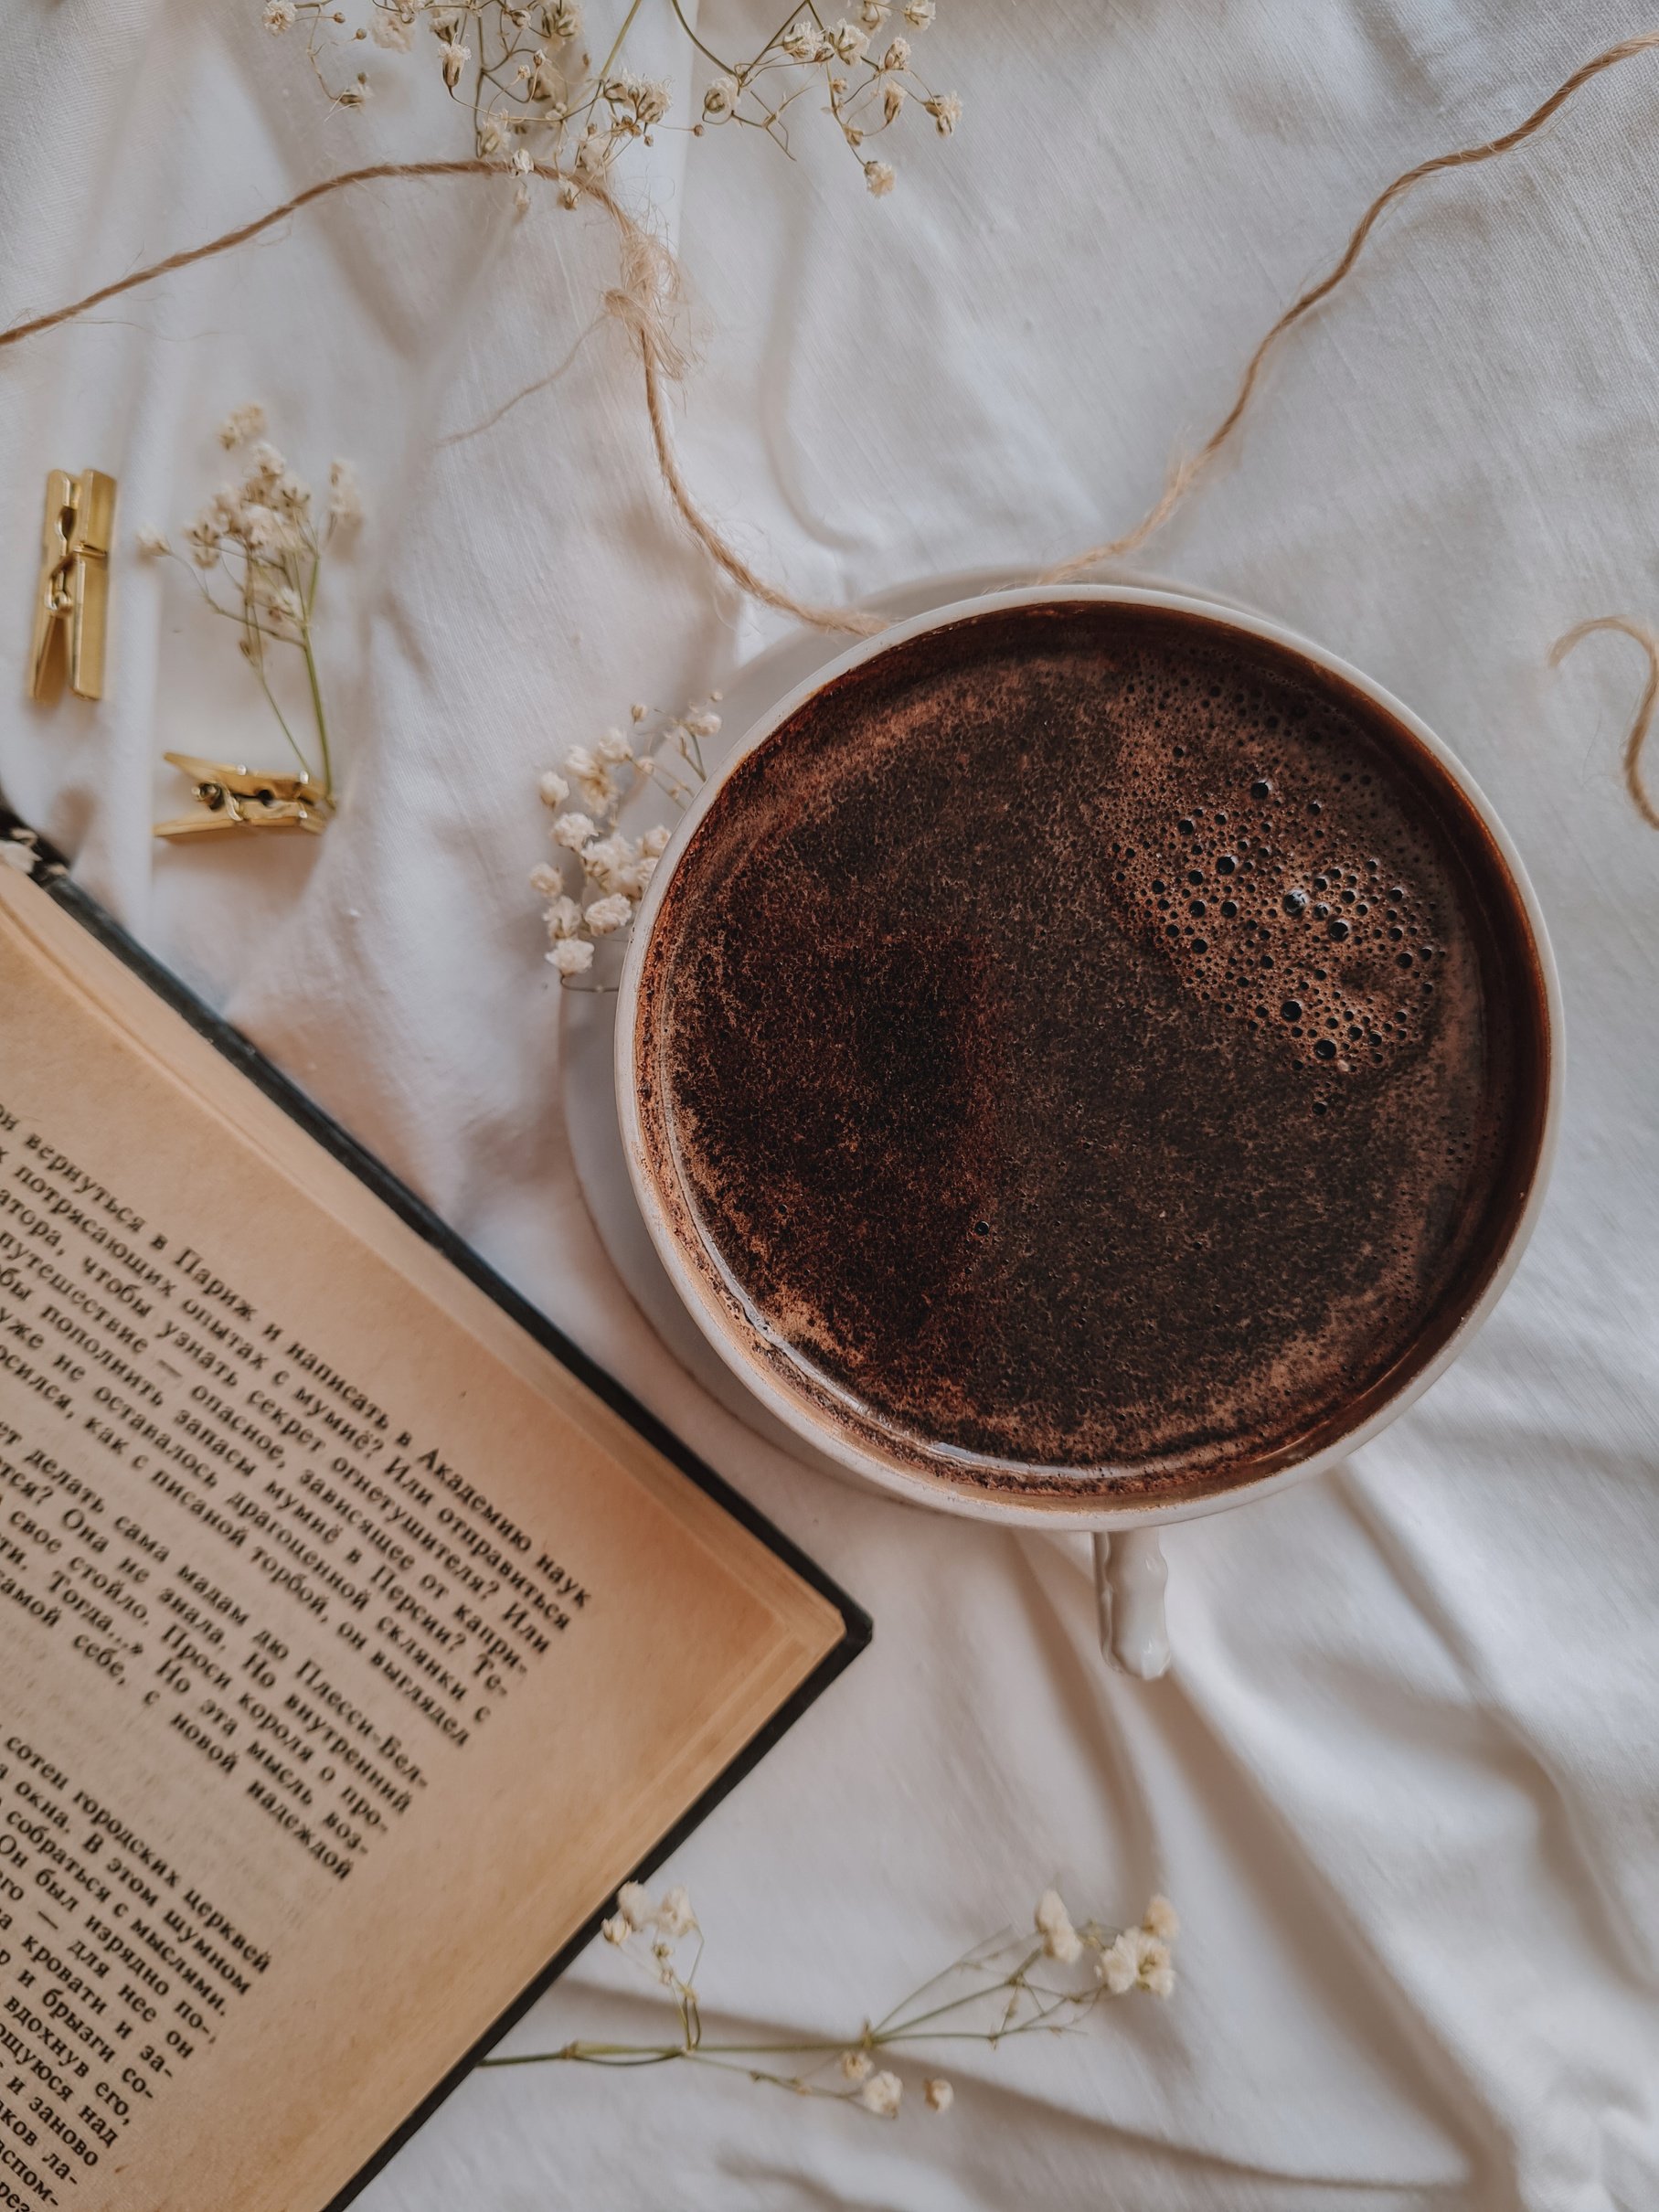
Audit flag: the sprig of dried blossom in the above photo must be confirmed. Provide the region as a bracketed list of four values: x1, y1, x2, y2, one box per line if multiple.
[138, 406, 360, 810]
[261, 0, 960, 196]
[479, 1883, 1179, 2113]
[532, 694, 718, 981]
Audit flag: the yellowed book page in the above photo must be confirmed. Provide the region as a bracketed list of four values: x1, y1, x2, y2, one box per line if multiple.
[0, 867, 845, 2212]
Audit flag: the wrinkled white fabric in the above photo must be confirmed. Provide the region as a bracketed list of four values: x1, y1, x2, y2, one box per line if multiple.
[4, 3, 1658, 2206]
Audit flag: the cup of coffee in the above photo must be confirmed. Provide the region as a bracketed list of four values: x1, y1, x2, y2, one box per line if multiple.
[617, 589, 1561, 1676]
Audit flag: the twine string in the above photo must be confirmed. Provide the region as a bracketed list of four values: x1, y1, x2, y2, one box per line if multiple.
[1041, 28, 1659, 580]
[0, 154, 883, 638]
[4, 34, 1659, 763]
[1549, 618, 1659, 829]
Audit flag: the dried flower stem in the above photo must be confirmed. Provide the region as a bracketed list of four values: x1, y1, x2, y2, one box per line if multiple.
[268, 0, 961, 187]
[532, 695, 715, 978]
[145, 406, 360, 804]
[478, 1883, 1180, 2117]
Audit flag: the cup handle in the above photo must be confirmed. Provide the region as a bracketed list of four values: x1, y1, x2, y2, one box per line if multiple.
[1093, 1528, 1172, 1679]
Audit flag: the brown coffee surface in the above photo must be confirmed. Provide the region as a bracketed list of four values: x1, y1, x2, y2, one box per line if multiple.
[636, 601, 1549, 1502]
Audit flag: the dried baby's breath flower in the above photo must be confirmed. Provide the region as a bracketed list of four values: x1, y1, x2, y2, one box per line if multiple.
[531, 693, 722, 986]
[548, 936, 595, 976]
[829, 19, 871, 65]
[860, 2070, 903, 2117]
[526, 682, 729, 984]
[1097, 1930, 1137, 1995]
[580, 830, 637, 885]
[490, 1880, 1181, 2115]
[369, 6, 413, 51]
[240, 504, 286, 552]
[1036, 1891, 1083, 1965]
[1143, 1895, 1180, 1941]
[136, 527, 171, 557]
[655, 1885, 697, 1938]
[584, 892, 633, 935]
[563, 743, 620, 808]
[268, 0, 959, 196]
[864, 159, 896, 197]
[924, 90, 961, 134]
[782, 16, 825, 62]
[243, 439, 285, 485]
[328, 458, 363, 525]
[602, 69, 670, 132]
[616, 1880, 654, 1930]
[185, 519, 222, 569]
[218, 402, 268, 449]
[1090, 1913, 1179, 1998]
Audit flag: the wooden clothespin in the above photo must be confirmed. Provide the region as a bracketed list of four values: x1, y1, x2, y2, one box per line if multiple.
[29, 469, 116, 703]
[153, 753, 332, 842]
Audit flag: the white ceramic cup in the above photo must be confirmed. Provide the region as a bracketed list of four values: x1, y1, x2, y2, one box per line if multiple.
[617, 587, 1563, 1678]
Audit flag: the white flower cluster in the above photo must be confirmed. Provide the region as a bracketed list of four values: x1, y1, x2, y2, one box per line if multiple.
[168, 405, 361, 599]
[1037, 1887, 1179, 2000]
[549, 1881, 1182, 2123]
[261, 0, 587, 159]
[260, 0, 959, 196]
[832, 2048, 948, 2119]
[533, 697, 718, 981]
[601, 1879, 697, 1960]
[700, 5, 962, 197]
[137, 403, 359, 814]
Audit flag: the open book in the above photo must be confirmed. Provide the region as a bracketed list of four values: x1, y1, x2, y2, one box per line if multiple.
[0, 833, 867, 2211]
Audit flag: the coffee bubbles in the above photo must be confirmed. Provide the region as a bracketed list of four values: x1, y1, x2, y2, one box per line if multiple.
[1096, 654, 1450, 1108]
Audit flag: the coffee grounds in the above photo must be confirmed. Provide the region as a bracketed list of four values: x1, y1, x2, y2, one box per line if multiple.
[636, 602, 1549, 1502]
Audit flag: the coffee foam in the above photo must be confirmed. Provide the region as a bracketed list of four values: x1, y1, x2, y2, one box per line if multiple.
[636, 602, 1548, 1504]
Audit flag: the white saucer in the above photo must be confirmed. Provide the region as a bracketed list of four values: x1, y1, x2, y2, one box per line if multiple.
[559, 565, 1264, 1468]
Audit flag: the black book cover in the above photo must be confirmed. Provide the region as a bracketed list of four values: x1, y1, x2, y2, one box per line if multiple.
[0, 812, 871, 2210]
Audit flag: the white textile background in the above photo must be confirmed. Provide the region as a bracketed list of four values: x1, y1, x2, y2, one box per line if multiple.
[4, 2, 1659, 2206]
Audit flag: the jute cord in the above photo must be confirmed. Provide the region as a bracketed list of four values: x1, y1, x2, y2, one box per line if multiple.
[1039, 27, 1659, 583]
[5, 33, 1659, 794]
[0, 157, 881, 638]
[1550, 618, 1659, 830]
